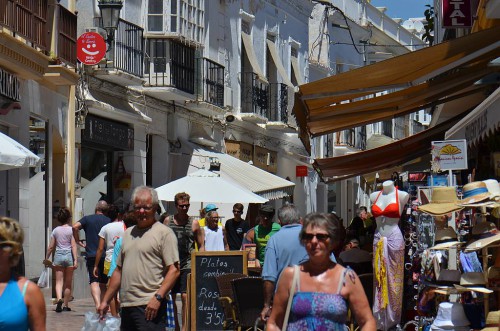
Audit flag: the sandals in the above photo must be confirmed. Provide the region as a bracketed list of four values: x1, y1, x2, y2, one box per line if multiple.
[55, 299, 63, 313]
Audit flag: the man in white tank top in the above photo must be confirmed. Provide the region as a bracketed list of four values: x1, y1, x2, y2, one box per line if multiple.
[204, 210, 228, 251]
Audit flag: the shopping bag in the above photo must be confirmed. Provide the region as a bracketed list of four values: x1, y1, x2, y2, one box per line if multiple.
[81, 311, 120, 331]
[166, 293, 176, 329]
[37, 267, 49, 288]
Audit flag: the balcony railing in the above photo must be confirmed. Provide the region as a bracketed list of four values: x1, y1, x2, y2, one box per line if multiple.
[241, 72, 269, 118]
[114, 19, 144, 77]
[269, 83, 288, 123]
[56, 4, 76, 65]
[198, 58, 224, 107]
[144, 39, 195, 94]
[0, 0, 48, 51]
[336, 126, 366, 150]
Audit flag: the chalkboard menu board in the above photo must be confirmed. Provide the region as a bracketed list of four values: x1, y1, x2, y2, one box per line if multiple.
[190, 251, 247, 331]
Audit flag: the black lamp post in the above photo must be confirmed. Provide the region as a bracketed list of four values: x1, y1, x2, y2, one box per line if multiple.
[98, 0, 123, 48]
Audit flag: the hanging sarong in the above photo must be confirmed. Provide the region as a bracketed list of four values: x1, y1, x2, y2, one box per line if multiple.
[373, 226, 404, 330]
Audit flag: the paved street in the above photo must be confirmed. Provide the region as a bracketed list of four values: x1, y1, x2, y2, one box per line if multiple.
[43, 288, 182, 330]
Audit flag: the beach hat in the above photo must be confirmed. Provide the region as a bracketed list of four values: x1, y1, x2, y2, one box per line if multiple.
[418, 187, 463, 216]
[453, 272, 493, 294]
[429, 228, 462, 250]
[465, 221, 500, 251]
[430, 302, 470, 329]
[482, 310, 500, 331]
[204, 204, 218, 213]
[458, 181, 492, 206]
[484, 179, 500, 200]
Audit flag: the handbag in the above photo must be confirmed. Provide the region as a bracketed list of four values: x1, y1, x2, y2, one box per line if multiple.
[282, 265, 300, 330]
[37, 267, 49, 288]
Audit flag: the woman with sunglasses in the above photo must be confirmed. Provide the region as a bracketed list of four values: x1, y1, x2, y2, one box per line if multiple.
[266, 213, 375, 331]
[0, 217, 46, 330]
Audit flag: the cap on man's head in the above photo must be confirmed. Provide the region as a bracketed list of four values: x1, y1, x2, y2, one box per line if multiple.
[259, 205, 275, 215]
[205, 204, 218, 213]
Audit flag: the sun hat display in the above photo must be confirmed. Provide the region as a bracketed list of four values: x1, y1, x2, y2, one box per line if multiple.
[458, 181, 492, 206]
[418, 187, 463, 216]
[465, 221, 500, 251]
[483, 179, 500, 200]
[482, 310, 500, 331]
[453, 272, 493, 293]
[430, 302, 470, 330]
[429, 228, 461, 250]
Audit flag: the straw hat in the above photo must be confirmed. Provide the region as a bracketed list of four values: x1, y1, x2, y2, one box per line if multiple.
[458, 181, 492, 206]
[482, 310, 500, 331]
[429, 228, 462, 250]
[465, 221, 500, 251]
[453, 272, 493, 294]
[418, 187, 463, 216]
[484, 179, 500, 200]
[430, 302, 470, 330]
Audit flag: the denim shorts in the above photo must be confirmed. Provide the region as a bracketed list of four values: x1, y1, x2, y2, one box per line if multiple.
[53, 249, 73, 267]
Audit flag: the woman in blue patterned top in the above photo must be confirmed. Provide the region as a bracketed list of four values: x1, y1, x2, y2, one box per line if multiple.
[266, 213, 375, 331]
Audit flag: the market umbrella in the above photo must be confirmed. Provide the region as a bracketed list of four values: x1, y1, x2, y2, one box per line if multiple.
[0, 132, 40, 171]
[156, 169, 268, 203]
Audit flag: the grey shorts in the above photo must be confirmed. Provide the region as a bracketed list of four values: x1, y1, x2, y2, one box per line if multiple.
[53, 249, 73, 267]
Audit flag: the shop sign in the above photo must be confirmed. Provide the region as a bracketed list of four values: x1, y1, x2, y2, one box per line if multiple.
[431, 139, 468, 171]
[225, 140, 252, 163]
[0, 68, 20, 101]
[82, 115, 134, 151]
[254, 145, 277, 174]
[77, 32, 106, 65]
[296, 165, 308, 177]
[442, 0, 472, 28]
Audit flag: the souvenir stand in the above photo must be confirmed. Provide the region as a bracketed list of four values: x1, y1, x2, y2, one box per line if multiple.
[407, 180, 500, 331]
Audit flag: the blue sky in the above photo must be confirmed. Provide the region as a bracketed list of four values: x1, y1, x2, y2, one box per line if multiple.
[370, 0, 432, 20]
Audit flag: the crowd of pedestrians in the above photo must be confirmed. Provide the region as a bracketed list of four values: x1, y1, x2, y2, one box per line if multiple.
[0, 185, 377, 330]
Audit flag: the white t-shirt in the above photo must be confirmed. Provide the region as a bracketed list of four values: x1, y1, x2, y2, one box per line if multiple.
[98, 221, 125, 262]
[204, 225, 225, 251]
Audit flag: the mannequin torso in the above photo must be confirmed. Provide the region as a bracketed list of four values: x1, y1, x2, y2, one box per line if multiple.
[370, 180, 409, 237]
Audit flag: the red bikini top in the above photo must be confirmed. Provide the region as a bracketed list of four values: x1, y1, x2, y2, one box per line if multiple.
[371, 187, 401, 219]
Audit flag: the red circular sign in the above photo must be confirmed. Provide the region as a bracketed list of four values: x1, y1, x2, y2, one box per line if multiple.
[77, 32, 106, 65]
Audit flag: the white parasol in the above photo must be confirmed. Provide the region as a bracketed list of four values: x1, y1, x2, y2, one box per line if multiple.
[0, 131, 41, 171]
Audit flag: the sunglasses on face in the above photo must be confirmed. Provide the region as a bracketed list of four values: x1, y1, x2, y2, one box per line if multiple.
[302, 233, 330, 242]
[176, 204, 190, 209]
[232, 210, 243, 214]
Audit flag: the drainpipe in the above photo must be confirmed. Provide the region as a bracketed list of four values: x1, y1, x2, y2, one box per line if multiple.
[67, 85, 76, 215]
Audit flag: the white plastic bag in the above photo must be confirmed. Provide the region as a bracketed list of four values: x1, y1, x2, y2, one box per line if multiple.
[81, 312, 120, 331]
[37, 267, 49, 288]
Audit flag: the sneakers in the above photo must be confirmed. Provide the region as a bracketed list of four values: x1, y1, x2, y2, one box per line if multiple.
[55, 299, 63, 313]
[62, 307, 71, 312]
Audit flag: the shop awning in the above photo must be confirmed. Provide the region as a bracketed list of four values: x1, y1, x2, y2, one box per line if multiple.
[266, 39, 293, 87]
[241, 32, 268, 84]
[294, 26, 500, 147]
[313, 117, 459, 182]
[445, 86, 500, 145]
[185, 144, 295, 200]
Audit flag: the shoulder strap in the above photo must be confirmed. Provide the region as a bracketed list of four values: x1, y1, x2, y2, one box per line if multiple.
[22, 280, 29, 296]
[283, 265, 299, 330]
[336, 267, 349, 294]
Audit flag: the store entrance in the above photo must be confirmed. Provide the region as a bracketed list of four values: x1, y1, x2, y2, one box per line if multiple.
[80, 147, 112, 216]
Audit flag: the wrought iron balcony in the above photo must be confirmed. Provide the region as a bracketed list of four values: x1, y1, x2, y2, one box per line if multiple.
[144, 38, 195, 94]
[55, 3, 77, 66]
[198, 58, 224, 108]
[335, 126, 367, 151]
[268, 83, 288, 123]
[114, 19, 144, 77]
[241, 72, 269, 119]
[0, 0, 48, 51]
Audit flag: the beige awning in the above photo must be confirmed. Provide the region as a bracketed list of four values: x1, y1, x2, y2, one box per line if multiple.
[266, 39, 293, 87]
[291, 56, 304, 85]
[241, 32, 268, 84]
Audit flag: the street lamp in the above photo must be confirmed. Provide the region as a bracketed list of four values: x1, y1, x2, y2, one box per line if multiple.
[98, 0, 123, 47]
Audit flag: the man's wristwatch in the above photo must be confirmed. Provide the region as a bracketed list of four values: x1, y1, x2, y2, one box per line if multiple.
[154, 293, 163, 301]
